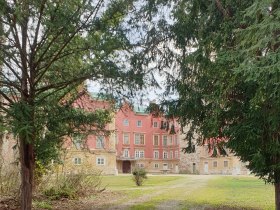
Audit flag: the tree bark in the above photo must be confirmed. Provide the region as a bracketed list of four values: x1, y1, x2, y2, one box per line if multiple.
[19, 137, 35, 210]
[276, 183, 280, 210]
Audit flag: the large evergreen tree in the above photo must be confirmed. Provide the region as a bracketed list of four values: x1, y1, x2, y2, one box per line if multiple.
[0, 0, 144, 209]
[157, 0, 280, 209]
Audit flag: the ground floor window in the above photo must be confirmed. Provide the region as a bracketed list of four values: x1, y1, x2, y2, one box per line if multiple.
[224, 160, 228, 167]
[136, 163, 145, 168]
[154, 163, 159, 168]
[96, 157, 105, 165]
[213, 161, 218, 167]
[74, 157, 82, 165]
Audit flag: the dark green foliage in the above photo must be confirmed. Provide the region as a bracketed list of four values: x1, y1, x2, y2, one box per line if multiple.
[132, 168, 147, 186]
[136, 0, 280, 188]
[159, 0, 280, 186]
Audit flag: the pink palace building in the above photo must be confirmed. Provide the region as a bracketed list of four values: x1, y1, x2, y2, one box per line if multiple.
[115, 103, 181, 174]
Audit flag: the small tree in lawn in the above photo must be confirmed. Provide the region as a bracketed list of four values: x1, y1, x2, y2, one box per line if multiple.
[132, 167, 147, 186]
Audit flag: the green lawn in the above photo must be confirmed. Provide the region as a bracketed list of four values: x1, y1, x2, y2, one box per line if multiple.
[101, 175, 183, 189]
[101, 175, 275, 210]
[183, 176, 274, 210]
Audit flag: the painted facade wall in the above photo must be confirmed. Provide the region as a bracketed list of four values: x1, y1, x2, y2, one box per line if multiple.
[59, 93, 117, 175]
[179, 129, 250, 175]
[115, 104, 180, 174]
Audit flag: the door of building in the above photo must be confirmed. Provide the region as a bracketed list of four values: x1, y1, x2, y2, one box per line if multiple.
[204, 162, 208, 174]
[192, 163, 196, 174]
[122, 161, 131, 173]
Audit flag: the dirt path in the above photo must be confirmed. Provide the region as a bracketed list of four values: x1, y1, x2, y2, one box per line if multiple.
[107, 175, 216, 210]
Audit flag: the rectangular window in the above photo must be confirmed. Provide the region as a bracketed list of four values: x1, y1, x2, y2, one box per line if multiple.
[154, 163, 159, 168]
[213, 161, 218, 167]
[123, 119, 129, 126]
[134, 133, 145, 145]
[96, 136, 104, 149]
[137, 120, 142, 127]
[153, 121, 158, 128]
[136, 163, 144, 168]
[170, 151, 173, 159]
[73, 135, 82, 150]
[163, 151, 168, 159]
[123, 133, 130, 144]
[169, 136, 173, 145]
[74, 157, 81, 165]
[135, 150, 145, 159]
[163, 135, 167, 146]
[124, 149, 129, 158]
[174, 135, 178, 145]
[175, 151, 179, 158]
[154, 151, 159, 159]
[96, 157, 105, 165]
[153, 135, 159, 146]
[224, 161, 228, 167]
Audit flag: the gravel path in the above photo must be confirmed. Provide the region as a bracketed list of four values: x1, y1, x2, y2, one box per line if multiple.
[106, 175, 215, 210]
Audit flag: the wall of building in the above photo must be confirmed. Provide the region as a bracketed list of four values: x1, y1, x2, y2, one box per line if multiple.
[115, 103, 180, 174]
[59, 93, 117, 175]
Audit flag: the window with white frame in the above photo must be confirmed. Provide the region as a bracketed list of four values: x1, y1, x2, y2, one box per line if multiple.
[74, 157, 81, 165]
[134, 133, 145, 145]
[136, 163, 145, 168]
[135, 150, 145, 159]
[153, 121, 158, 128]
[96, 157, 105, 165]
[123, 149, 129, 158]
[154, 163, 159, 168]
[123, 119, 129, 126]
[73, 135, 82, 149]
[137, 120, 142, 127]
[123, 133, 130, 144]
[163, 135, 168, 146]
[170, 151, 173, 159]
[163, 151, 168, 159]
[96, 136, 104, 149]
[154, 150, 159, 159]
[153, 135, 159, 146]
[175, 151, 179, 158]
[169, 136, 173, 145]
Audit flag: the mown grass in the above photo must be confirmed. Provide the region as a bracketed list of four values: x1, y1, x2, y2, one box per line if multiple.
[183, 176, 274, 210]
[101, 175, 185, 203]
[105, 175, 275, 210]
[101, 175, 184, 190]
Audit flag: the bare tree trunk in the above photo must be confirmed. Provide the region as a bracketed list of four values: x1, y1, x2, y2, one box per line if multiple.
[276, 183, 280, 210]
[19, 137, 35, 210]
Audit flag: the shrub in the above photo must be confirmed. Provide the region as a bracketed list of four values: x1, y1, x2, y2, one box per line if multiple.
[132, 168, 147, 186]
[42, 170, 104, 200]
[0, 168, 20, 197]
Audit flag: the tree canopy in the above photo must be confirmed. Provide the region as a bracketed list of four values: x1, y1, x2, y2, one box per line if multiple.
[148, 0, 280, 208]
[0, 0, 146, 208]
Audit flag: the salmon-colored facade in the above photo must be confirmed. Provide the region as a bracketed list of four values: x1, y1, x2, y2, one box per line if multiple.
[115, 104, 180, 174]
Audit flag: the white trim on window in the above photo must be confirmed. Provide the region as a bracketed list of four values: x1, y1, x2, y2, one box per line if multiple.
[96, 157, 105, 165]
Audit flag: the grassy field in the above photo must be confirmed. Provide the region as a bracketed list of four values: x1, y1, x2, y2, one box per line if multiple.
[101, 175, 275, 210]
